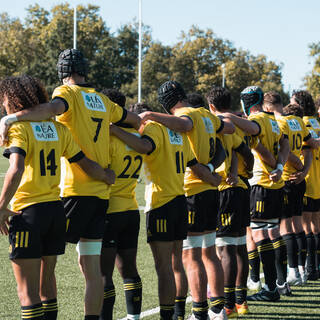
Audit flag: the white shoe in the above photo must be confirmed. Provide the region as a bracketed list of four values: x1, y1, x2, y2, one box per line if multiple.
[287, 269, 302, 286]
[208, 308, 228, 320]
[247, 277, 262, 291]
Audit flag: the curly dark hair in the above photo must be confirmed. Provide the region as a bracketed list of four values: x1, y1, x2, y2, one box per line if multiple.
[206, 86, 231, 111]
[291, 90, 315, 116]
[282, 104, 304, 118]
[0, 75, 48, 114]
[129, 102, 152, 114]
[186, 92, 205, 108]
[101, 88, 126, 108]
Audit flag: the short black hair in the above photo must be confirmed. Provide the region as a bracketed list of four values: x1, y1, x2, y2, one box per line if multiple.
[264, 91, 282, 106]
[206, 86, 231, 111]
[292, 90, 315, 116]
[129, 102, 152, 114]
[283, 104, 304, 118]
[186, 92, 205, 108]
[101, 88, 126, 108]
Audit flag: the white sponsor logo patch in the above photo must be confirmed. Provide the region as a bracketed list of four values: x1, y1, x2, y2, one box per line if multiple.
[81, 91, 106, 112]
[31, 122, 58, 141]
[309, 118, 320, 129]
[167, 129, 183, 145]
[286, 119, 302, 131]
[270, 119, 280, 134]
[202, 117, 214, 133]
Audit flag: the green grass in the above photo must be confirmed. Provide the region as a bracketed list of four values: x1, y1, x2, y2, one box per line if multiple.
[0, 158, 320, 319]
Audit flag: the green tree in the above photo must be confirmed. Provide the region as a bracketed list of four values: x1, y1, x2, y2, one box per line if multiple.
[305, 43, 320, 100]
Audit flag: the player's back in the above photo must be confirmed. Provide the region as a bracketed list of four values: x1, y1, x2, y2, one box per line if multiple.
[174, 106, 223, 196]
[4, 120, 81, 211]
[142, 121, 196, 212]
[248, 111, 284, 189]
[53, 84, 125, 199]
[108, 125, 142, 213]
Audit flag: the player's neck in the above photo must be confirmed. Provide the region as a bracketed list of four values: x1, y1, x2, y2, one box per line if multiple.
[63, 74, 86, 86]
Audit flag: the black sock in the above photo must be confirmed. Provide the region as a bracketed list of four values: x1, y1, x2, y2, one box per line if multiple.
[100, 285, 115, 320]
[257, 238, 277, 290]
[173, 296, 186, 320]
[248, 249, 260, 282]
[85, 316, 99, 320]
[315, 233, 320, 271]
[235, 287, 247, 305]
[124, 277, 142, 318]
[283, 233, 298, 268]
[306, 233, 316, 273]
[296, 231, 307, 267]
[192, 301, 208, 320]
[209, 296, 224, 314]
[160, 305, 174, 320]
[271, 237, 287, 285]
[224, 287, 235, 309]
[22, 303, 44, 319]
[42, 298, 57, 320]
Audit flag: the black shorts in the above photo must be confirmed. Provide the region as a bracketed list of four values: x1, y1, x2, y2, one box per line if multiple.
[186, 190, 219, 232]
[62, 196, 109, 243]
[102, 210, 140, 249]
[250, 185, 284, 220]
[282, 180, 306, 218]
[9, 201, 66, 259]
[146, 195, 188, 243]
[303, 196, 320, 212]
[217, 187, 248, 237]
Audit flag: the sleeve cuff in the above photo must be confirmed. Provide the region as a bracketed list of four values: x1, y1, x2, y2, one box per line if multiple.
[303, 133, 312, 142]
[141, 135, 156, 155]
[283, 134, 288, 139]
[68, 151, 85, 163]
[217, 119, 224, 133]
[114, 108, 128, 125]
[234, 142, 246, 153]
[302, 145, 311, 150]
[251, 120, 261, 137]
[51, 97, 69, 114]
[187, 158, 198, 167]
[3, 147, 26, 159]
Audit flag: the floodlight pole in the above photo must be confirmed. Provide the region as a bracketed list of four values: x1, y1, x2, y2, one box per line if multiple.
[222, 63, 225, 88]
[73, 6, 77, 49]
[138, 0, 142, 103]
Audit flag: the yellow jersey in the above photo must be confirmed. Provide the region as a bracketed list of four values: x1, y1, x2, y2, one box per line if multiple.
[248, 111, 284, 189]
[108, 126, 142, 213]
[53, 84, 125, 200]
[277, 115, 311, 181]
[174, 107, 223, 196]
[235, 126, 259, 179]
[216, 132, 247, 191]
[303, 116, 320, 199]
[4, 121, 82, 211]
[142, 121, 197, 211]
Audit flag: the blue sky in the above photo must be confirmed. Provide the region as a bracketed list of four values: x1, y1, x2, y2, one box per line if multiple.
[3, 0, 320, 93]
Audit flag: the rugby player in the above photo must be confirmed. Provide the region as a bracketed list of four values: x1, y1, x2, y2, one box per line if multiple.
[224, 86, 289, 301]
[291, 90, 320, 280]
[0, 75, 115, 320]
[138, 81, 235, 320]
[110, 95, 223, 320]
[99, 90, 144, 320]
[0, 49, 140, 320]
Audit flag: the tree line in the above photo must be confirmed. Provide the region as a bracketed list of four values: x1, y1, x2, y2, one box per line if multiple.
[2, 3, 317, 111]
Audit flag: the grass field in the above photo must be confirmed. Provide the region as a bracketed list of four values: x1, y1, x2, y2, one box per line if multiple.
[0, 157, 320, 319]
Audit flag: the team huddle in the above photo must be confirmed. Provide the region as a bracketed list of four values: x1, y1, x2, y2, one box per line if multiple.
[0, 48, 319, 320]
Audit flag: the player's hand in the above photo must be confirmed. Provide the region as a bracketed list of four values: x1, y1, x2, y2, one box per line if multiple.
[269, 169, 282, 182]
[139, 111, 153, 124]
[0, 116, 10, 146]
[289, 170, 306, 185]
[0, 208, 21, 235]
[104, 168, 116, 185]
[211, 172, 222, 187]
[226, 173, 238, 186]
